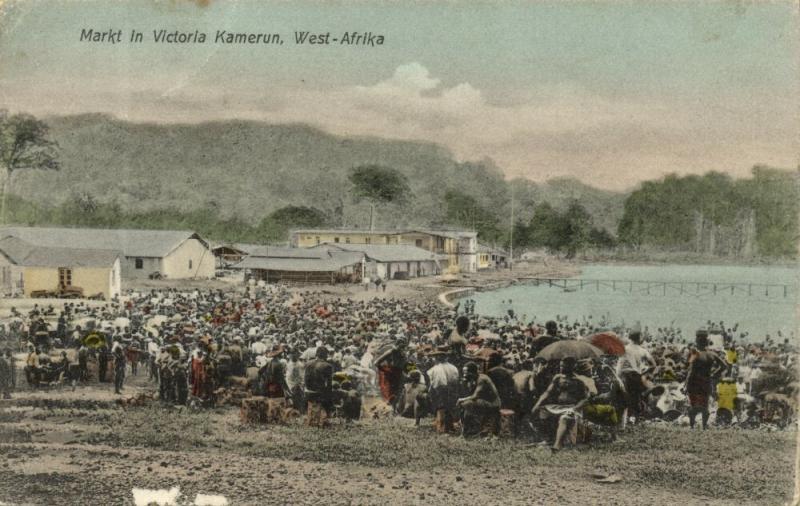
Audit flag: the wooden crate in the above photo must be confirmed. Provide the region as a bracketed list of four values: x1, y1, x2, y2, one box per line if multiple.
[240, 396, 268, 424]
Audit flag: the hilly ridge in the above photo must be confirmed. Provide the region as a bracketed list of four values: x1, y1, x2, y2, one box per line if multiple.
[10, 114, 627, 233]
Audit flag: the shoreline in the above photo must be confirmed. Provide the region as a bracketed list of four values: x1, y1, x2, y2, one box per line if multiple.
[577, 254, 798, 269]
[431, 260, 582, 308]
[275, 260, 581, 309]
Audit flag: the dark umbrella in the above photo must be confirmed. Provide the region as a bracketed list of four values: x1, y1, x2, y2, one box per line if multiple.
[537, 340, 603, 361]
[585, 331, 626, 356]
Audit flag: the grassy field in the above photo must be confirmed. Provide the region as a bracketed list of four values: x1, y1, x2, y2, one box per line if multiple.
[0, 383, 796, 505]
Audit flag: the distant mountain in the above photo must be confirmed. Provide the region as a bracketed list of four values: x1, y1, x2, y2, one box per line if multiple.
[11, 114, 627, 234]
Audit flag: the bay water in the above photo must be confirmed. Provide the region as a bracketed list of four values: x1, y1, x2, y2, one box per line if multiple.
[469, 264, 798, 341]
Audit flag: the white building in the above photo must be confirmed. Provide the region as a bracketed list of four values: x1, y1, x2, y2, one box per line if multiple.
[233, 246, 364, 284]
[315, 243, 442, 280]
[0, 227, 215, 280]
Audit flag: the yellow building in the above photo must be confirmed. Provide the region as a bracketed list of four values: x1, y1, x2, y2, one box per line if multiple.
[477, 244, 509, 270]
[290, 228, 478, 273]
[478, 252, 491, 270]
[0, 236, 122, 299]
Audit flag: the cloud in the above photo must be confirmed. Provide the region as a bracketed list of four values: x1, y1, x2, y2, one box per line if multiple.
[363, 62, 441, 94]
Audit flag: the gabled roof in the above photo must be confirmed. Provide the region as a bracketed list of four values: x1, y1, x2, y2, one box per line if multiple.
[233, 250, 363, 272]
[0, 236, 121, 268]
[290, 227, 477, 239]
[246, 246, 328, 259]
[400, 229, 478, 239]
[291, 228, 400, 236]
[0, 226, 207, 258]
[316, 243, 441, 263]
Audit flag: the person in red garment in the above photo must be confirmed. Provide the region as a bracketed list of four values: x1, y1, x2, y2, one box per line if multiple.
[190, 339, 217, 404]
[375, 341, 407, 411]
[685, 329, 727, 429]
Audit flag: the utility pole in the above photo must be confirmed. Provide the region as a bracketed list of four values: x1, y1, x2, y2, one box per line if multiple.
[509, 186, 514, 271]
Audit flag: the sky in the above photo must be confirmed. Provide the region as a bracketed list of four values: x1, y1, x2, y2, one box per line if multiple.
[0, 0, 797, 190]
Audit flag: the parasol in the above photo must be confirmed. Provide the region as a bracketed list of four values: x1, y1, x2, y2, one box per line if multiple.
[537, 340, 603, 361]
[585, 331, 626, 356]
[368, 338, 397, 366]
[83, 332, 106, 349]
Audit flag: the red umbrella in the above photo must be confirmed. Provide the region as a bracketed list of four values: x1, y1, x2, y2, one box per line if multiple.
[537, 340, 603, 360]
[586, 331, 626, 356]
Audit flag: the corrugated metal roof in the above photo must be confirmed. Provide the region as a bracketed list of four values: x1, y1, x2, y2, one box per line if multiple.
[404, 229, 478, 239]
[0, 236, 120, 268]
[234, 251, 362, 272]
[0, 226, 206, 258]
[319, 243, 441, 263]
[247, 246, 326, 259]
[291, 228, 401, 235]
[291, 228, 477, 239]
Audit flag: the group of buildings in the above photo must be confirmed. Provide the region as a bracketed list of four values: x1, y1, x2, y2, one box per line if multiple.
[0, 225, 508, 299]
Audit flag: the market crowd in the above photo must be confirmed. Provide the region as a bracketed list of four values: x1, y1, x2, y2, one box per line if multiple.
[1, 284, 796, 451]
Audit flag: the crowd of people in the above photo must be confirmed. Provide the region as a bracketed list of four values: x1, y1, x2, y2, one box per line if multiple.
[0, 283, 796, 451]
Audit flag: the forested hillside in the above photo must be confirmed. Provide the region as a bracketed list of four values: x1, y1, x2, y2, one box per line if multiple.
[2, 113, 795, 259]
[4, 114, 625, 243]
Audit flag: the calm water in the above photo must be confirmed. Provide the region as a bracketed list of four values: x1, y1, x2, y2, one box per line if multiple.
[470, 264, 799, 340]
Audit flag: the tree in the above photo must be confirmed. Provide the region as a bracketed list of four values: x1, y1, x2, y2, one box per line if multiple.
[348, 165, 411, 230]
[257, 205, 329, 243]
[588, 227, 616, 249]
[0, 111, 60, 223]
[617, 168, 797, 258]
[443, 189, 501, 243]
[525, 202, 562, 251]
[560, 201, 592, 258]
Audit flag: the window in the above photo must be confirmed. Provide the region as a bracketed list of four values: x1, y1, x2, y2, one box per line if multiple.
[365, 237, 371, 244]
[315, 236, 321, 245]
[58, 267, 72, 288]
[415, 239, 423, 248]
[345, 237, 351, 244]
[135, 258, 143, 269]
[188, 259, 193, 270]
[334, 237, 340, 243]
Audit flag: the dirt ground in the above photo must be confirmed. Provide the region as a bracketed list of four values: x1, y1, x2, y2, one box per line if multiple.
[0, 373, 796, 506]
[0, 263, 796, 505]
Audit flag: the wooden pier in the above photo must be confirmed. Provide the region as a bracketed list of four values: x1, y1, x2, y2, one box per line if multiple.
[519, 277, 795, 298]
